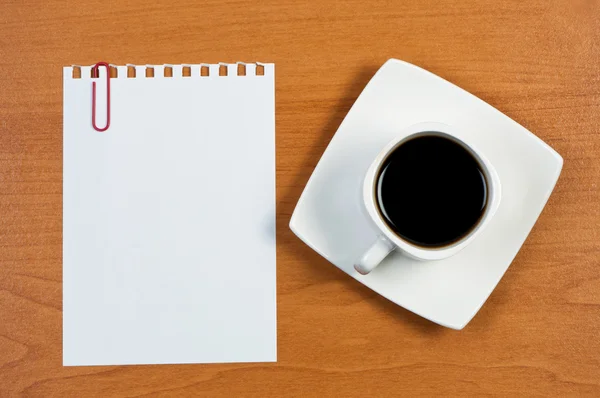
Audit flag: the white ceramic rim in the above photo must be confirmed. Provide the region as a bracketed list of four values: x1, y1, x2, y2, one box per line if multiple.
[362, 121, 502, 261]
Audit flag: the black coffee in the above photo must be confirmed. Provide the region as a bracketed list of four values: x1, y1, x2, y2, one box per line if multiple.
[376, 134, 487, 247]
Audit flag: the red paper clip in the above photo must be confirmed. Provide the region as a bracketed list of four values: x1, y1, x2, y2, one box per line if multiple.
[92, 62, 111, 132]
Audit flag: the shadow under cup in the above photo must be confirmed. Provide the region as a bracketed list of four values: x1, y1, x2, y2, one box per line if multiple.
[374, 132, 489, 249]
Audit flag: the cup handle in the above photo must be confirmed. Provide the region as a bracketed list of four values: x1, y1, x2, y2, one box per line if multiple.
[354, 236, 395, 275]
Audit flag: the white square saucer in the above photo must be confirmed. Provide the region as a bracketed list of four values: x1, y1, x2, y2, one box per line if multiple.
[289, 59, 563, 329]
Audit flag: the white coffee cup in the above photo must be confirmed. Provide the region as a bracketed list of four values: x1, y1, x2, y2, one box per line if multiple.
[354, 122, 501, 275]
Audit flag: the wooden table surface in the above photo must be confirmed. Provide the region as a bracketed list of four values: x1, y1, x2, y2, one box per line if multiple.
[1, 0, 599, 396]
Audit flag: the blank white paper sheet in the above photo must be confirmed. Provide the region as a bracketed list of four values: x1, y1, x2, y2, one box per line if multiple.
[63, 63, 276, 366]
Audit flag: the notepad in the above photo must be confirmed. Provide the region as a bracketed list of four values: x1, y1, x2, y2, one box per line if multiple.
[62, 63, 276, 366]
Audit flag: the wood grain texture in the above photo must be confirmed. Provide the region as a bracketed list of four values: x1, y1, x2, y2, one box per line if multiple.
[1, 0, 599, 396]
